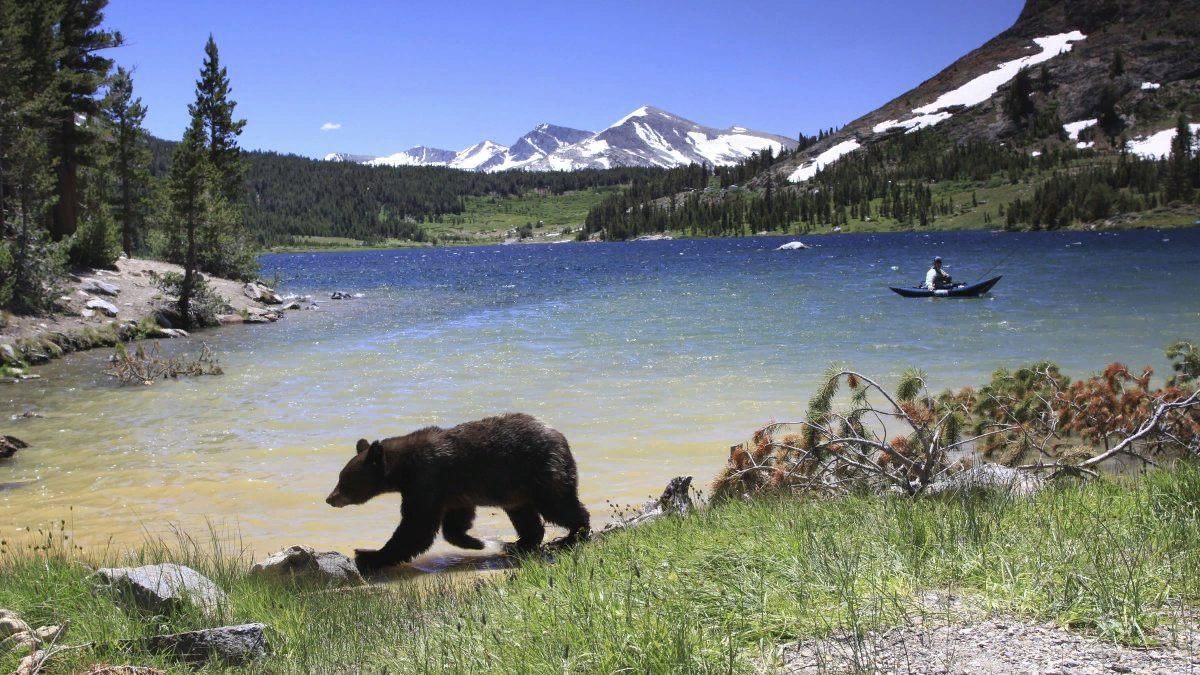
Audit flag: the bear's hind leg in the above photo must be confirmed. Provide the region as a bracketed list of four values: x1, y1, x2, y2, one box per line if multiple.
[442, 506, 485, 550]
[503, 505, 545, 553]
[540, 496, 591, 546]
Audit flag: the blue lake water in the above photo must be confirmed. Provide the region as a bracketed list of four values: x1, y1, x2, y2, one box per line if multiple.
[3, 229, 1199, 557]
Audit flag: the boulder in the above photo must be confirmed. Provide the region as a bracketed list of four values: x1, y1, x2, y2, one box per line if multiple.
[81, 278, 121, 296]
[280, 300, 301, 310]
[1, 436, 27, 460]
[160, 329, 190, 339]
[925, 463, 1045, 497]
[243, 283, 283, 305]
[147, 623, 266, 664]
[329, 291, 353, 300]
[86, 298, 119, 317]
[0, 344, 18, 365]
[216, 314, 244, 325]
[81, 308, 96, 318]
[776, 241, 810, 250]
[91, 564, 226, 617]
[249, 545, 364, 586]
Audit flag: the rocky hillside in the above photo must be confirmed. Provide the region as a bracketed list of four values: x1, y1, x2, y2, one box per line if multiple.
[768, 0, 1200, 185]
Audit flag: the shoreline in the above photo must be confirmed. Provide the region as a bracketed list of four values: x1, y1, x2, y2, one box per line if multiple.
[264, 210, 1200, 254]
[0, 469, 1197, 672]
[0, 257, 297, 376]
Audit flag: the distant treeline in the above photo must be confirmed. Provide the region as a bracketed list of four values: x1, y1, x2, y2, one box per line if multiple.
[149, 137, 664, 245]
[581, 120, 1200, 240]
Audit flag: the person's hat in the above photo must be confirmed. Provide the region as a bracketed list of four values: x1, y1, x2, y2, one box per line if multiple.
[933, 256, 942, 263]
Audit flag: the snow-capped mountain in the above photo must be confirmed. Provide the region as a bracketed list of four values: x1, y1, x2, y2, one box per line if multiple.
[527, 106, 796, 171]
[326, 107, 795, 173]
[323, 152, 377, 163]
[364, 146, 456, 167]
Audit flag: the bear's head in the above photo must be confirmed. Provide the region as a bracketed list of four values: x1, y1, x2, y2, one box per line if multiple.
[326, 439, 386, 507]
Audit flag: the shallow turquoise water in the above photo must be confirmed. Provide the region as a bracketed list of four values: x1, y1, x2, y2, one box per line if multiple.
[2, 229, 1198, 558]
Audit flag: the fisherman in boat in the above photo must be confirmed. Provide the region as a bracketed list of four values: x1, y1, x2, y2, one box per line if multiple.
[924, 256, 954, 290]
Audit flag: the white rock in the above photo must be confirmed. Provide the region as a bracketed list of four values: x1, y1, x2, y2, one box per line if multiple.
[85, 298, 118, 317]
[776, 241, 810, 250]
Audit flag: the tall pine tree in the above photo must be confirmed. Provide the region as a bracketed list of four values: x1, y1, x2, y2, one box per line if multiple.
[101, 66, 151, 255]
[1165, 114, 1194, 203]
[188, 35, 255, 279]
[0, 0, 67, 313]
[47, 0, 122, 241]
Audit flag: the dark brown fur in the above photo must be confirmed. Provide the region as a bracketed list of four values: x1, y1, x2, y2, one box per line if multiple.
[326, 413, 590, 573]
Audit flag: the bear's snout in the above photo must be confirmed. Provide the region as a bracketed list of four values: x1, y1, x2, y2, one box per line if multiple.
[326, 490, 348, 507]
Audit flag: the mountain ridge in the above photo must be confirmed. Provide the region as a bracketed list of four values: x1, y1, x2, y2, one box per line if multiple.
[326, 106, 796, 173]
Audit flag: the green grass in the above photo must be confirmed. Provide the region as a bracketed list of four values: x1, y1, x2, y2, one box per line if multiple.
[3, 469, 1199, 673]
[426, 187, 622, 241]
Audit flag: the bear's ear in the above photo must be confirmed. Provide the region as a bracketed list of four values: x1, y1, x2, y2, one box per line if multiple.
[366, 440, 383, 465]
[355, 439, 370, 455]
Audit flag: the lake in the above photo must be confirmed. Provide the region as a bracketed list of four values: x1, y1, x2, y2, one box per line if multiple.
[2, 229, 1199, 564]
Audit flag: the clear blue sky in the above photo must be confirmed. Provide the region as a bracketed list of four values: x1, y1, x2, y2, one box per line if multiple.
[103, 0, 1025, 158]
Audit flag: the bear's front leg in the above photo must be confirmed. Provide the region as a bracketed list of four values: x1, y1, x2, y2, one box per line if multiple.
[355, 500, 443, 574]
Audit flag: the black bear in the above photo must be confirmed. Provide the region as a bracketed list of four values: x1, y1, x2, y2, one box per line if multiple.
[326, 413, 590, 573]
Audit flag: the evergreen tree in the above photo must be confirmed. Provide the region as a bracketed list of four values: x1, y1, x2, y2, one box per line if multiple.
[195, 36, 246, 204]
[101, 66, 151, 254]
[166, 113, 211, 328]
[0, 0, 67, 313]
[1109, 49, 1125, 78]
[46, 0, 122, 241]
[1165, 114, 1194, 203]
[1096, 86, 1124, 137]
[1003, 69, 1035, 126]
[1038, 64, 1053, 93]
[186, 35, 255, 279]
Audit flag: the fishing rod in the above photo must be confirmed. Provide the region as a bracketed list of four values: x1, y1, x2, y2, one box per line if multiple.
[969, 247, 1020, 284]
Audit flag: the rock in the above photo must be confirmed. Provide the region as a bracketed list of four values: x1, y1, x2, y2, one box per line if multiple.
[249, 545, 365, 586]
[160, 329, 190, 339]
[0, 436, 28, 459]
[280, 300, 301, 310]
[81, 308, 96, 318]
[86, 298, 119, 317]
[243, 282, 283, 305]
[330, 291, 349, 300]
[216, 314, 245, 325]
[81, 278, 121, 296]
[925, 463, 1045, 497]
[1, 610, 32, 638]
[0, 344, 18, 365]
[147, 623, 266, 664]
[91, 564, 227, 617]
[776, 241, 810, 250]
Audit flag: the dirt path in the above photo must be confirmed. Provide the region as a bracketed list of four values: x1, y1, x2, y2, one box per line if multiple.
[775, 593, 1200, 674]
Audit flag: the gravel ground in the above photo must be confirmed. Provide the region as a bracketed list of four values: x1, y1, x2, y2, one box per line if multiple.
[775, 593, 1200, 674]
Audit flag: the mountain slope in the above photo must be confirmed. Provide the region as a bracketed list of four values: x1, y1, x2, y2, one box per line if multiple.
[769, 0, 1200, 185]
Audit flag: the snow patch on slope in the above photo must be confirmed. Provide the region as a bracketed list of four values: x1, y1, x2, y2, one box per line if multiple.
[1125, 124, 1200, 159]
[1063, 119, 1098, 140]
[788, 140, 861, 183]
[913, 31, 1086, 113]
[874, 31, 1086, 136]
